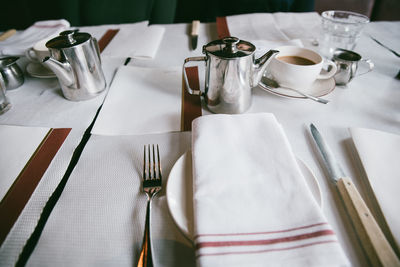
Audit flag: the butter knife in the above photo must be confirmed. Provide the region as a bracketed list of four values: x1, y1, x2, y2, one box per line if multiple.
[310, 124, 400, 267]
[191, 20, 199, 50]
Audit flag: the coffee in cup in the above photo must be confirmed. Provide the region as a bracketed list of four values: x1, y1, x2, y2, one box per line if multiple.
[269, 46, 337, 90]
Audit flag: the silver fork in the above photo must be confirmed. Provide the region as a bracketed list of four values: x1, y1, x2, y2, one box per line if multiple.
[137, 144, 162, 267]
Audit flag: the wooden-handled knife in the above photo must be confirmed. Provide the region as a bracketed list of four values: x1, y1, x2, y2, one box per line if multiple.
[310, 123, 400, 267]
[191, 20, 199, 50]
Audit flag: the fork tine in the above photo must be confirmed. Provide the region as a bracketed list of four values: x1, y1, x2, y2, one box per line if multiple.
[147, 144, 151, 179]
[157, 144, 162, 180]
[152, 144, 156, 180]
[143, 145, 146, 180]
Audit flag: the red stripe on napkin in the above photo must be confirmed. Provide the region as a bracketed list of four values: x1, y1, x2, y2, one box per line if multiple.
[216, 17, 231, 38]
[197, 240, 338, 258]
[0, 128, 71, 246]
[196, 229, 335, 249]
[195, 222, 328, 239]
[181, 66, 202, 132]
[98, 29, 120, 53]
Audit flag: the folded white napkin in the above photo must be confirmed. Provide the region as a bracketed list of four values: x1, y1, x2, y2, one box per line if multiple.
[0, 19, 70, 56]
[350, 127, 400, 249]
[91, 65, 181, 135]
[226, 12, 321, 41]
[101, 21, 165, 59]
[0, 124, 50, 201]
[191, 113, 349, 267]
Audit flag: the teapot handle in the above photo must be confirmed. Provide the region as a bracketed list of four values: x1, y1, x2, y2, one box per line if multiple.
[183, 56, 206, 96]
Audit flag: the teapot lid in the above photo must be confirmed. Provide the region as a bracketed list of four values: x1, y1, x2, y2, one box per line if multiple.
[46, 30, 91, 49]
[203, 37, 255, 58]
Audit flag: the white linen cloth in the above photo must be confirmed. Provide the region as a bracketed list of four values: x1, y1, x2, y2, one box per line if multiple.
[226, 12, 321, 41]
[100, 21, 165, 59]
[350, 127, 400, 249]
[191, 113, 349, 267]
[91, 65, 181, 135]
[0, 124, 50, 201]
[0, 20, 70, 56]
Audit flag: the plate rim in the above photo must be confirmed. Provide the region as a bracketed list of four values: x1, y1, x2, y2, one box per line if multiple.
[26, 62, 56, 79]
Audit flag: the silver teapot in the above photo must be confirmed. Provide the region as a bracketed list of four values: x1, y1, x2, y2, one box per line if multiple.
[43, 30, 106, 101]
[183, 37, 278, 114]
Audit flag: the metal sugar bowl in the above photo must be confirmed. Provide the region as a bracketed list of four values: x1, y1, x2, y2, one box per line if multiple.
[43, 30, 106, 101]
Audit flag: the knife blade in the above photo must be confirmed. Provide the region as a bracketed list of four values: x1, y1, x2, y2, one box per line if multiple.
[191, 20, 199, 50]
[310, 123, 400, 267]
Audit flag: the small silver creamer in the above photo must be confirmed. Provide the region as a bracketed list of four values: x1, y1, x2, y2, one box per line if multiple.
[43, 30, 106, 101]
[183, 37, 278, 114]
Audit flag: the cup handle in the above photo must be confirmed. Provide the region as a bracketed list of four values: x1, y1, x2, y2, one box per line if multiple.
[356, 59, 374, 77]
[183, 56, 206, 96]
[25, 48, 38, 62]
[317, 59, 337, 79]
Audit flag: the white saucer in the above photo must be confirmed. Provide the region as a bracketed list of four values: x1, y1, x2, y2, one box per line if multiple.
[166, 151, 322, 240]
[258, 77, 335, 99]
[26, 62, 56, 79]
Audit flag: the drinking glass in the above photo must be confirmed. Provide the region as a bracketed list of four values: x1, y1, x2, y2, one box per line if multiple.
[319, 10, 369, 57]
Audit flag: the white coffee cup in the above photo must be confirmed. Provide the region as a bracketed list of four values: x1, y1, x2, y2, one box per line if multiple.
[25, 38, 51, 63]
[269, 46, 337, 90]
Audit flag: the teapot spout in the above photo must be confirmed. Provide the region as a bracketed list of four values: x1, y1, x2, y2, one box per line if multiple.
[42, 57, 75, 87]
[252, 50, 279, 87]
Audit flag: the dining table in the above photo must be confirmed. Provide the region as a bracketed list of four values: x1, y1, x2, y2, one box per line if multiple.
[0, 12, 399, 267]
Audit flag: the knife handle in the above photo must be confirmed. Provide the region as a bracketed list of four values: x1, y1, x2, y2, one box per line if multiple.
[337, 177, 400, 267]
[0, 29, 16, 41]
[191, 20, 200, 36]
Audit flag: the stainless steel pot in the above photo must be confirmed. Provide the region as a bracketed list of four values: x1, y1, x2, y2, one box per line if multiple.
[183, 37, 278, 114]
[0, 56, 24, 90]
[43, 30, 106, 101]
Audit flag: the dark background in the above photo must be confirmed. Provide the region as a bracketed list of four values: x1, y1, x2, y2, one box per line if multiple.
[1, 0, 399, 31]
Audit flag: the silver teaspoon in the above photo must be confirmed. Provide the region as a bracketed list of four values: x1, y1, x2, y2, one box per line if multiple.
[261, 77, 329, 104]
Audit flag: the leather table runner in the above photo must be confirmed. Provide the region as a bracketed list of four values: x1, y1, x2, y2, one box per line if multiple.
[98, 29, 120, 52]
[181, 66, 202, 132]
[216, 17, 231, 38]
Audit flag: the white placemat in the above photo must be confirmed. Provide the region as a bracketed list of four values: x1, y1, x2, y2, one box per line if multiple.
[26, 132, 193, 266]
[98, 21, 165, 59]
[91, 65, 181, 135]
[226, 12, 321, 41]
[350, 127, 400, 249]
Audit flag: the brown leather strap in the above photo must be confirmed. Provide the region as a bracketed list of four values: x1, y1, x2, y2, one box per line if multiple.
[98, 29, 120, 53]
[0, 128, 71, 246]
[181, 67, 202, 132]
[216, 17, 231, 38]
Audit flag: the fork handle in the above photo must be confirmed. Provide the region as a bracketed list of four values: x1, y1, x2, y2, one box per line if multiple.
[137, 200, 153, 267]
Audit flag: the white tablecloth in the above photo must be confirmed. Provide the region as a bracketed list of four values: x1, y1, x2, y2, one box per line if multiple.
[0, 14, 399, 267]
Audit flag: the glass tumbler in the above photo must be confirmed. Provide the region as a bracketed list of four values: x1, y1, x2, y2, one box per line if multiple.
[320, 10, 369, 57]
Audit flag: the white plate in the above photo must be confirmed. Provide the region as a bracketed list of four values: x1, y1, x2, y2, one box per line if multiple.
[26, 62, 56, 79]
[258, 77, 335, 99]
[166, 151, 322, 240]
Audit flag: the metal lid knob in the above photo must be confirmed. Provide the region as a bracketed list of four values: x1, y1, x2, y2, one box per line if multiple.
[222, 37, 239, 54]
[60, 30, 79, 45]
